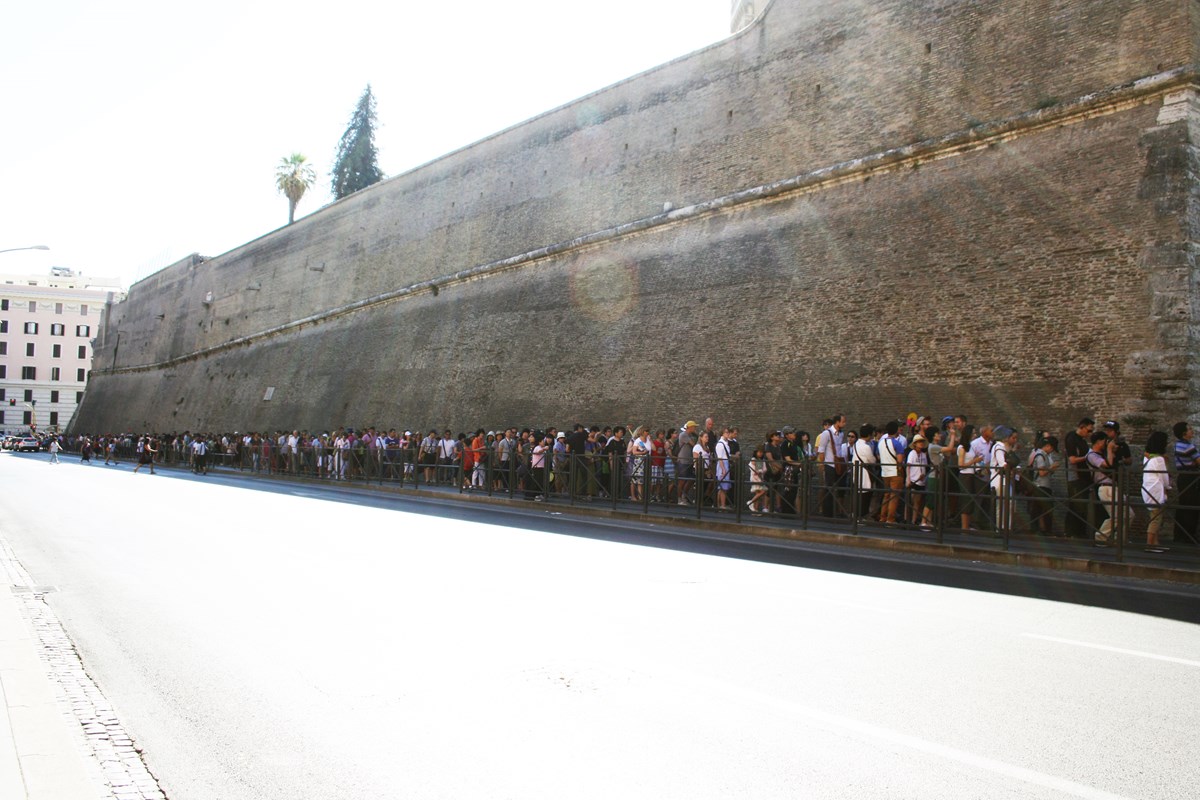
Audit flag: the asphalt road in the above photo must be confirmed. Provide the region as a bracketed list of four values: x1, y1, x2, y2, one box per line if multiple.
[1, 451, 1198, 799]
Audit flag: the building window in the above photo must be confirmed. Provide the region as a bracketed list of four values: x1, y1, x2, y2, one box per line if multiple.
[25, 343, 34, 357]
[80, 304, 88, 316]
[21, 366, 35, 380]
[77, 345, 86, 359]
[0, 411, 4, 425]
[75, 391, 83, 403]
[0, 321, 7, 334]
[23, 322, 37, 334]
[50, 367, 60, 381]
[50, 323, 64, 336]
[23, 390, 32, 402]
[54, 302, 62, 314]
[75, 324, 90, 337]
[27, 301, 35, 312]
[50, 390, 58, 403]
[22, 411, 31, 425]
[76, 368, 86, 382]
[0, 342, 5, 356]
[49, 411, 58, 426]
[0, 299, 6, 310]
[0, 366, 5, 378]
[52, 344, 60, 358]
[0, 389, 5, 401]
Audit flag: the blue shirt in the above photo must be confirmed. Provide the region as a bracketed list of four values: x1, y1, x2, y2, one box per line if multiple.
[1175, 439, 1199, 471]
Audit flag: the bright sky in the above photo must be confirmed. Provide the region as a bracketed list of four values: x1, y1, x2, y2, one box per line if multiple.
[0, 0, 731, 289]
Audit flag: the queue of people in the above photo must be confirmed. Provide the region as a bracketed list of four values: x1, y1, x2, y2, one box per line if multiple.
[57, 412, 1200, 551]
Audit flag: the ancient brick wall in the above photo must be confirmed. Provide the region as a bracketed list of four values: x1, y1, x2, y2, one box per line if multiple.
[74, 0, 1199, 440]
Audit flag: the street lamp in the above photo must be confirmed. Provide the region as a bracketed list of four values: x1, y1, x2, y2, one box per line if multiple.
[0, 245, 49, 255]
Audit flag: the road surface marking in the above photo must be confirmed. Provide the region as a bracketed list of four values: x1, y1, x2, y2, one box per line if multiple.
[1022, 633, 1200, 668]
[642, 662, 1140, 800]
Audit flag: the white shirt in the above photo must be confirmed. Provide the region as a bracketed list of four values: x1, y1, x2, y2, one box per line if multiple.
[1142, 455, 1170, 505]
[906, 449, 928, 486]
[852, 438, 876, 490]
[879, 436, 900, 478]
[989, 441, 1009, 492]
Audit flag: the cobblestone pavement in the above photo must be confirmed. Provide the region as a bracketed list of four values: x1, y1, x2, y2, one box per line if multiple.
[1, 539, 167, 800]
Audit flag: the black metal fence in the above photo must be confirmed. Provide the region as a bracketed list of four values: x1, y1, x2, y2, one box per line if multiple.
[57, 436, 1200, 562]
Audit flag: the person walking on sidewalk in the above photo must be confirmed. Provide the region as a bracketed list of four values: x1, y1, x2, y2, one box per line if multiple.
[133, 435, 157, 474]
[48, 437, 61, 464]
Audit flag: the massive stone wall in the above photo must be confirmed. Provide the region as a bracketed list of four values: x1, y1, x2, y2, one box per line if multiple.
[74, 0, 1200, 439]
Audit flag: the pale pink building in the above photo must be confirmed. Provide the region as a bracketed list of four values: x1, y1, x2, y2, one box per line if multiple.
[0, 269, 124, 434]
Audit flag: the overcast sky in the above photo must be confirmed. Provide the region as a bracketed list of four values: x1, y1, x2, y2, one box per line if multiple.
[0, 1, 731, 288]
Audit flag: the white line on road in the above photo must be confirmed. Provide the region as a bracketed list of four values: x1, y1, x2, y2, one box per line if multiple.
[1022, 633, 1200, 668]
[670, 666, 1138, 800]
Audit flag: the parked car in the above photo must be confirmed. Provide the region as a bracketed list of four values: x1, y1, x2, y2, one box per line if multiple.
[17, 437, 41, 452]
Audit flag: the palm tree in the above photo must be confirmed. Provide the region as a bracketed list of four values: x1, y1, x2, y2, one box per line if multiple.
[275, 153, 317, 225]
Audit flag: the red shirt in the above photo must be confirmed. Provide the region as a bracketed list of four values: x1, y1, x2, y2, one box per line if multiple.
[651, 438, 666, 468]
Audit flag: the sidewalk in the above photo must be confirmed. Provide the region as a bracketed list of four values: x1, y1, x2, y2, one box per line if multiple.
[0, 583, 99, 800]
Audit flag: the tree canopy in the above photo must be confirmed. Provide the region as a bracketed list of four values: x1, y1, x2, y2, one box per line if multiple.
[331, 85, 384, 200]
[275, 153, 317, 225]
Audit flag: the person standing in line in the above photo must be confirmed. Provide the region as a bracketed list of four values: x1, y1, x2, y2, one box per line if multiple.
[851, 423, 877, 520]
[1142, 431, 1171, 554]
[1028, 435, 1059, 535]
[529, 433, 550, 501]
[780, 426, 802, 517]
[922, 429, 950, 528]
[815, 416, 839, 517]
[553, 431, 569, 496]
[714, 428, 734, 510]
[629, 427, 650, 503]
[677, 421, 698, 505]
[692, 430, 713, 502]
[1064, 417, 1096, 538]
[747, 445, 768, 514]
[878, 421, 903, 525]
[663, 428, 679, 503]
[905, 433, 930, 528]
[1087, 431, 1125, 546]
[192, 435, 208, 475]
[1172, 421, 1200, 545]
[437, 429, 457, 485]
[988, 426, 1019, 533]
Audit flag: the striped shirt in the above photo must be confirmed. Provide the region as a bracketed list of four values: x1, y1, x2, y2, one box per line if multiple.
[1175, 439, 1199, 471]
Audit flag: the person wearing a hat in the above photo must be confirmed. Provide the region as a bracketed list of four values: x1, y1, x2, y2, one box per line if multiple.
[1103, 420, 1132, 471]
[905, 433, 930, 527]
[677, 421, 698, 505]
[553, 431, 569, 496]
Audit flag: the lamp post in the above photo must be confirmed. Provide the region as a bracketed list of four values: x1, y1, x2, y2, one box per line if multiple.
[0, 245, 49, 255]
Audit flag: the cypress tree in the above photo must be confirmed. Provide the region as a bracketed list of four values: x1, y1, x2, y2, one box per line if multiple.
[331, 85, 385, 199]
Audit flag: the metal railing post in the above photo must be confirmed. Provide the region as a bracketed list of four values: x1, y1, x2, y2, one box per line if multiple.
[1115, 464, 1125, 562]
[851, 462, 861, 535]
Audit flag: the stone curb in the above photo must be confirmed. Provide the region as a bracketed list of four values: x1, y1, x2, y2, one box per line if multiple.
[222, 466, 1200, 587]
[118, 459, 1200, 586]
